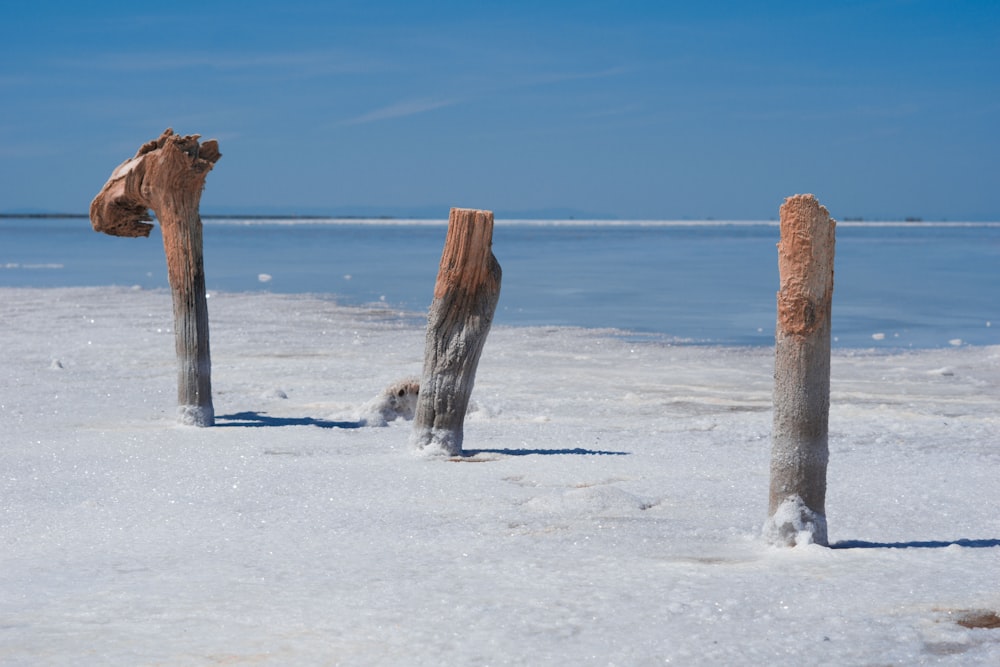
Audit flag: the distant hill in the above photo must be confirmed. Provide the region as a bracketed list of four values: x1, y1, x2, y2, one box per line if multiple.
[0, 212, 89, 219]
[199, 204, 616, 220]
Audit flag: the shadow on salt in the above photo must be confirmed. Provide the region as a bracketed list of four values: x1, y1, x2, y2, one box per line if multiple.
[832, 538, 1000, 550]
[465, 447, 630, 457]
[215, 411, 363, 429]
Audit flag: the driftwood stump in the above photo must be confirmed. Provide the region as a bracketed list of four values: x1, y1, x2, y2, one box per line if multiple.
[764, 194, 836, 546]
[412, 208, 502, 456]
[90, 128, 220, 426]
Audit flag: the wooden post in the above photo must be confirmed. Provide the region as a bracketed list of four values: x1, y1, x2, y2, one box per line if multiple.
[765, 194, 836, 546]
[90, 128, 220, 426]
[411, 208, 502, 456]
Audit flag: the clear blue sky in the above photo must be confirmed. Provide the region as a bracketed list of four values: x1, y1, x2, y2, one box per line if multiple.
[2, 1, 997, 219]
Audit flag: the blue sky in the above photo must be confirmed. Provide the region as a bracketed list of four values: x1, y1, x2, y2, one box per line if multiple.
[2, 1, 997, 219]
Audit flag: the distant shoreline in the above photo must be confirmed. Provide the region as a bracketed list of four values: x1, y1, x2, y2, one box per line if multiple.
[0, 212, 397, 221]
[0, 213, 91, 219]
[3, 212, 998, 225]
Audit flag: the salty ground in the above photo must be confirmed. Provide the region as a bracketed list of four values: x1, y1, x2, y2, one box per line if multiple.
[2, 287, 999, 665]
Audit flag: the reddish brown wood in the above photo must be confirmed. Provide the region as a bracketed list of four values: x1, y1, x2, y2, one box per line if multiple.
[90, 129, 220, 426]
[765, 194, 836, 546]
[412, 208, 502, 456]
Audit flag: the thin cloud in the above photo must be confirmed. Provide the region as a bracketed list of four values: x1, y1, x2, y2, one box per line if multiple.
[51, 50, 381, 76]
[339, 98, 459, 126]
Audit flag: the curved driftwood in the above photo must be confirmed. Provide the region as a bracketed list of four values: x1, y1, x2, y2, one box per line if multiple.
[765, 194, 836, 546]
[412, 208, 502, 456]
[90, 128, 221, 426]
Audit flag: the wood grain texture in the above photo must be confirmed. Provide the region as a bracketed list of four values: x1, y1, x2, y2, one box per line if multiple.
[90, 129, 220, 426]
[412, 208, 502, 456]
[766, 194, 836, 546]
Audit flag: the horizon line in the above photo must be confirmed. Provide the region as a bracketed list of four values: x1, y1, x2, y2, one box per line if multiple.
[4, 212, 999, 225]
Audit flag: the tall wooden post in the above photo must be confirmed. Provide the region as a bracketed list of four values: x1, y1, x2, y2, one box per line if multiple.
[411, 208, 502, 456]
[90, 128, 220, 426]
[765, 194, 836, 546]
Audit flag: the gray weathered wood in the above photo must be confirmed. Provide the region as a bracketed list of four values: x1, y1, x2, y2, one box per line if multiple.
[412, 208, 502, 456]
[90, 128, 220, 426]
[765, 194, 836, 546]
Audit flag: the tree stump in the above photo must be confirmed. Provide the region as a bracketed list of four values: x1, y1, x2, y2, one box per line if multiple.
[764, 194, 836, 546]
[90, 128, 221, 426]
[411, 208, 502, 456]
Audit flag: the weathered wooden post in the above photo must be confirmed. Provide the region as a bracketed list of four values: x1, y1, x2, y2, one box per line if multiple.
[411, 208, 502, 457]
[764, 194, 836, 546]
[90, 128, 220, 426]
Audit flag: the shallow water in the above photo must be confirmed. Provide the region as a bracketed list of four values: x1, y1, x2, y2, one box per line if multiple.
[2, 217, 998, 347]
